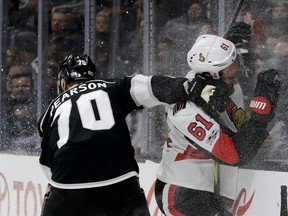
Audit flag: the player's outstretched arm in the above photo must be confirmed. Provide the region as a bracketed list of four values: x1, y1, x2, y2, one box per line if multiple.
[150, 74, 226, 104]
[233, 69, 281, 165]
[207, 69, 281, 165]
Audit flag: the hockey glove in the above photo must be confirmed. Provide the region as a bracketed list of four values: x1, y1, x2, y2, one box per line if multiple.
[187, 73, 212, 102]
[224, 22, 251, 45]
[225, 22, 251, 54]
[249, 69, 281, 124]
[193, 78, 230, 122]
[206, 79, 230, 113]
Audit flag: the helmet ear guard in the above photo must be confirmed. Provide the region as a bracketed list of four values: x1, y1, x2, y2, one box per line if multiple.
[187, 34, 237, 79]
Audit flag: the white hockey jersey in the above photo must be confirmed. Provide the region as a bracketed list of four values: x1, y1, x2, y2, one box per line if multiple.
[157, 83, 246, 199]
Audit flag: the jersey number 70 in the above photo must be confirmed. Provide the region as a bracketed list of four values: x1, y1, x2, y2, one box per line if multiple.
[52, 90, 115, 148]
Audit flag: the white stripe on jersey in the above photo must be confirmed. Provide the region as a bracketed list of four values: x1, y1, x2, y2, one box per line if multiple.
[130, 75, 163, 108]
[162, 184, 175, 216]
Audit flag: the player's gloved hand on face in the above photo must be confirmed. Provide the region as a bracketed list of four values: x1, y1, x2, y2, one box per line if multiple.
[249, 69, 281, 124]
[224, 22, 252, 45]
[188, 74, 230, 121]
[205, 79, 230, 113]
[194, 78, 230, 111]
[187, 73, 212, 102]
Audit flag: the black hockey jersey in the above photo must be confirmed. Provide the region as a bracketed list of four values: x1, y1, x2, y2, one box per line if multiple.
[38, 74, 188, 189]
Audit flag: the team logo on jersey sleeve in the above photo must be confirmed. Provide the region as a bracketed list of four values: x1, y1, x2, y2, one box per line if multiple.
[227, 100, 247, 130]
[231, 106, 247, 130]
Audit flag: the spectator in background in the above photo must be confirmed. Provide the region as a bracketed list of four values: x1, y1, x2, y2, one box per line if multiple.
[0, 64, 37, 152]
[271, 1, 288, 19]
[119, 0, 143, 48]
[154, 37, 177, 76]
[133, 0, 144, 27]
[264, 30, 281, 52]
[8, 0, 37, 42]
[3, 30, 37, 109]
[17, 0, 38, 31]
[112, 0, 143, 71]
[159, 0, 210, 74]
[5, 64, 35, 113]
[95, 11, 111, 42]
[6, 45, 19, 70]
[49, 0, 82, 8]
[30, 57, 60, 107]
[48, 6, 84, 63]
[94, 39, 131, 78]
[10, 32, 38, 65]
[45, 60, 59, 103]
[262, 1, 288, 48]
[96, 0, 140, 48]
[119, 17, 144, 75]
[94, 39, 110, 78]
[1, 102, 39, 153]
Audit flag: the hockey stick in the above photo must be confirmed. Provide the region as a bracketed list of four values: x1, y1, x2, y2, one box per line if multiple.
[214, 1, 245, 215]
[229, 0, 245, 29]
[214, 160, 221, 216]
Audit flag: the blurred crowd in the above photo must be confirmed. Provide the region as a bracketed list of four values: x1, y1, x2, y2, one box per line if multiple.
[0, 0, 287, 169]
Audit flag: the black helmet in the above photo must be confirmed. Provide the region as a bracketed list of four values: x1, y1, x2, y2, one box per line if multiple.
[58, 54, 96, 84]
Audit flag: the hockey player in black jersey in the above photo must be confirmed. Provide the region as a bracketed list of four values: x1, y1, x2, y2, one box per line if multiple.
[38, 54, 229, 216]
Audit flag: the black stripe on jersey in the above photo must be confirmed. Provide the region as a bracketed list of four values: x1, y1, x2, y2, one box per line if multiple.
[151, 76, 188, 104]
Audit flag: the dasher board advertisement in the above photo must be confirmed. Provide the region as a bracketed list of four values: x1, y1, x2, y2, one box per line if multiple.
[0, 154, 286, 215]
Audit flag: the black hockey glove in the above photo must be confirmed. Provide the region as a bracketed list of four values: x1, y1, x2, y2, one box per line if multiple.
[224, 22, 251, 45]
[249, 69, 281, 124]
[187, 74, 211, 102]
[206, 79, 230, 113]
[188, 76, 230, 121]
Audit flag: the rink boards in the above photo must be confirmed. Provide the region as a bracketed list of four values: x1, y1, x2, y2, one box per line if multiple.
[0, 154, 286, 216]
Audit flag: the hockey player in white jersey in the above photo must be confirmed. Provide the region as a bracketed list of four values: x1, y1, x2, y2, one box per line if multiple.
[155, 34, 281, 215]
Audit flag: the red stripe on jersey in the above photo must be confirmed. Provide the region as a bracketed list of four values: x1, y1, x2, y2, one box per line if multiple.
[226, 99, 235, 119]
[175, 145, 210, 161]
[168, 185, 185, 216]
[211, 130, 239, 164]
